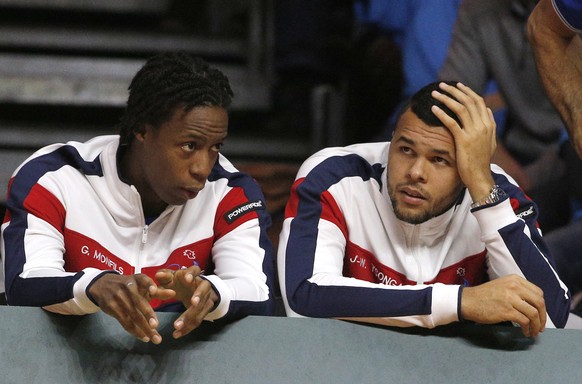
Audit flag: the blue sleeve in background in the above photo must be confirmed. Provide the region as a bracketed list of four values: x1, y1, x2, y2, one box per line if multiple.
[354, 0, 415, 36]
[354, 0, 461, 98]
[553, 0, 582, 31]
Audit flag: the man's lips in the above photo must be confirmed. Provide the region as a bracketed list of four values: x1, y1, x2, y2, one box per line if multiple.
[399, 186, 427, 205]
[181, 187, 200, 199]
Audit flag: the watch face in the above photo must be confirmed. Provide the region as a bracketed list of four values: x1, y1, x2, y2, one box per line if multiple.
[471, 185, 506, 209]
[493, 186, 507, 199]
[490, 189, 500, 203]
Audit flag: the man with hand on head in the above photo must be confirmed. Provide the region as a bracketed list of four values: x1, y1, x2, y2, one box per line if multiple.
[278, 81, 570, 336]
[1, 52, 275, 343]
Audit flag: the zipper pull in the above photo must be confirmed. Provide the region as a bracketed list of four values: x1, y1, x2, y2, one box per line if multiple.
[142, 225, 148, 244]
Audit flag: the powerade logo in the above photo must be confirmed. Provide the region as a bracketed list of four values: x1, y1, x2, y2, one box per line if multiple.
[224, 200, 265, 223]
[516, 206, 535, 220]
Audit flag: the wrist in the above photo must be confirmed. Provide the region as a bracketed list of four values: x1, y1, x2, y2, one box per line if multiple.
[200, 275, 221, 312]
[86, 270, 119, 306]
[470, 184, 507, 209]
[457, 285, 465, 322]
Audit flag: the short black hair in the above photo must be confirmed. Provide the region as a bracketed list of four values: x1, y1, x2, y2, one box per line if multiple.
[117, 52, 234, 145]
[395, 80, 462, 128]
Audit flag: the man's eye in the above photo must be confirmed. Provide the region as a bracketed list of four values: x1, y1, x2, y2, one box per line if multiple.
[434, 157, 448, 165]
[212, 143, 224, 152]
[182, 143, 196, 151]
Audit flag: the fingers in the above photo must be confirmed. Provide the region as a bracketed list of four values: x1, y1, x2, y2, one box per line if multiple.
[149, 284, 176, 301]
[430, 82, 497, 193]
[501, 275, 546, 337]
[431, 104, 461, 132]
[155, 266, 203, 288]
[155, 266, 205, 305]
[154, 269, 175, 286]
[174, 266, 198, 286]
[93, 270, 216, 343]
[512, 299, 543, 337]
[461, 275, 547, 337]
[510, 280, 547, 337]
[431, 82, 494, 134]
[156, 267, 215, 339]
[437, 82, 490, 124]
[486, 107, 497, 153]
[152, 269, 179, 300]
[111, 288, 161, 343]
[172, 278, 217, 339]
[89, 273, 163, 344]
[117, 275, 163, 343]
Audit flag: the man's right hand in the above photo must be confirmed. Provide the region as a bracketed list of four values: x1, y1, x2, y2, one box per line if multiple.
[460, 274, 547, 337]
[88, 273, 175, 344]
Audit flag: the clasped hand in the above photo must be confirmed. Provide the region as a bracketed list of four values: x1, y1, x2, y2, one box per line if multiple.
[88, 265, 217, 344]
[155, 266, 219, 339]
[461, 274, 547, 337]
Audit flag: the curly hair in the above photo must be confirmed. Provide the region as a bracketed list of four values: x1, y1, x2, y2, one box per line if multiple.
[117, 52, 234, 145]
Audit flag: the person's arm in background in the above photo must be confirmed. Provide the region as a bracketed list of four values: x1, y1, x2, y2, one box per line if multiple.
[438, 0, 489, 95]
[528, 0, 582, 157]
[489, 140, 532, 190]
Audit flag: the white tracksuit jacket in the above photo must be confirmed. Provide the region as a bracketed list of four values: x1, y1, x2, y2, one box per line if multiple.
[278, 142, 570, 328]
[1, 135, 275, 320]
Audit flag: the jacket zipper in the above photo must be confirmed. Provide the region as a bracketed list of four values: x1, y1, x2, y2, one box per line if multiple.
[135, 224, 149, 273]
[407, 225, 423, 284]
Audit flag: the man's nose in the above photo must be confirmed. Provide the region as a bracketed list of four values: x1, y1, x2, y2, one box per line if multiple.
[408, 158, 427, 182]
[189, 152, 214, 181]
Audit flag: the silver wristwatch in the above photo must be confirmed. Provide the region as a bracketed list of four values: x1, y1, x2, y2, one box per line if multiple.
[470, 185, 507, 209]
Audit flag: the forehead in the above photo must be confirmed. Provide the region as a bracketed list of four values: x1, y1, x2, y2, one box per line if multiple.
[393, 109, 455, 150]
[169, 105, 228, 124]
[161, 105, 228, 135]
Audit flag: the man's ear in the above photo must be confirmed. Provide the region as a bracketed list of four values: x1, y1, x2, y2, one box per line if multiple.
[134, 124, 150, 142]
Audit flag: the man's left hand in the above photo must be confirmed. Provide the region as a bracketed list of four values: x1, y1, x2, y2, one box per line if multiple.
[155, 266, 219, 339]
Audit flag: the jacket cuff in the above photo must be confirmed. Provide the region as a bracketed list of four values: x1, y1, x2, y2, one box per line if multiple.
[431, 283, 462, 325]
[75, 269, 119, 314]
[471, 198, 517, 238]
[201, 274, 229, 321]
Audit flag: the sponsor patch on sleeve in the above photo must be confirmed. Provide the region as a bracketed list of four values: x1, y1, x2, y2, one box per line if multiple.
[515, 205, 536, 220]
[223, 200, 265, 224]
